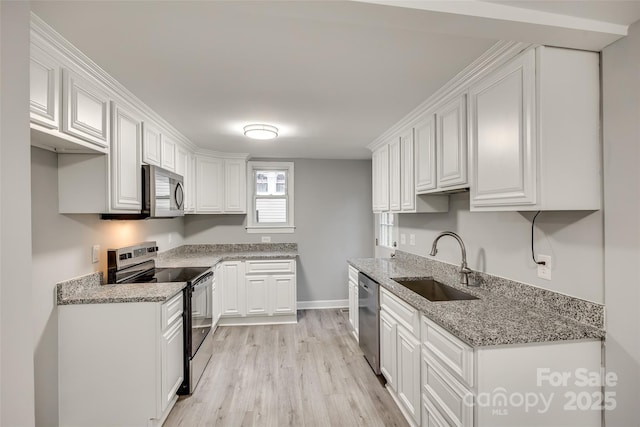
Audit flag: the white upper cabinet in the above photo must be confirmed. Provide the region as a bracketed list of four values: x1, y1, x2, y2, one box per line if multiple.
[193, 155, 247, 215]
[196, 156, 224, 213]
[62, 69, 110, 149]
[399, 128, 415, 212]
[372, 145, 390, 213]
[223, 158, 247, 213]
[110, 102, 142, 211]
[468, 46, 601, 211]
[389, 138, 402, 212]
[161, 134, 176, 172]
[30, 44, 59, 130]
[415, 114, 437, 193]
[436, 94, 468, 190]
[142, 121, 162, 166]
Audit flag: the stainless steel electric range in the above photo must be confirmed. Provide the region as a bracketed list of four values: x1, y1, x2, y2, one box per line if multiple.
[108, 241, 213, 395]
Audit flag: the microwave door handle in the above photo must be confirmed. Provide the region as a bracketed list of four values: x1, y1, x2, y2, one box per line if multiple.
[175, 182, 184, 209]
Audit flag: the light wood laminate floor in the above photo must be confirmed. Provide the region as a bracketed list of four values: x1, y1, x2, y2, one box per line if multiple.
[164, 309, 409, 427]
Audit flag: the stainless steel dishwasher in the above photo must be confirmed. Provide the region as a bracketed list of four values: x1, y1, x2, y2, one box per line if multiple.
[358, 272, 381, 375]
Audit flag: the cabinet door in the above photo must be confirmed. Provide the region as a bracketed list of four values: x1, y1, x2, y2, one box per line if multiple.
[372, 145, 389, 212]
[436, 94, 467, 189]
[380, 309, 398, 391]
[397, 325, 421, 425]
[415, 114, 437, 193]
[161, 135, 176, 172]
[212, 265, 222, 327]
[271, 274, 296, 315]
[111, 102, 142, 211]
[175, 145, 188, 177]
[142, 121, 162, 166]
[389, 138, 401, 212]
[161, 318, 184, 413]
[62, 69, 110, 148]
[30, 45, 59, 129]
[224, 159, 247, 213]
[245, 275, 269, 316]
[196, 156, 224, 213]
[348, 281, 356, 331]
[400, 129, 415, 211]
[185, 154, 197, 213]
[221, 261, 245, 316]
[469, 48, 537, 207]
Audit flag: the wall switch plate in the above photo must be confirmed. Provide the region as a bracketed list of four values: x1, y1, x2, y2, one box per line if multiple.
[400, 234, 406, 245]
[261, 236, 271, 243]
[92, 245, 100, 264]
[409, 234, 416, 246]
[537, 254, 552, 280]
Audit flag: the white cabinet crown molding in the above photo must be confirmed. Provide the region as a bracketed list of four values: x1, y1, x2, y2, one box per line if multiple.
[367, 40, 532, 153]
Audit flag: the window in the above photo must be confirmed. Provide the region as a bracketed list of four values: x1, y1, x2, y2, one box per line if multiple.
[379, 212, 396, 248]
[247, 161, 294, 233]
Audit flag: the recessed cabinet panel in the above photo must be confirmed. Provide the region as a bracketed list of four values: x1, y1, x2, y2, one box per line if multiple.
[30, 45, 59, 129]
[221, 261, 245, 317]
[469, 49, 536, 207]
[161, 135, 176, 172]
[111, 102, 142, 211]
[415, 114, 437, 193]
[142, 122, 162, 166]
[397, 325, 421, 425]
[224, 159, 247, 213]
[271, 275, 296, 315]
[389, 138, 401, 212]
[62, 69, 110, 148]
[196, 156, 224, 213]
[245, 276, 269, 316]
[161, 319, 184, 413]
[400, 129, 415, 212]
[372, 145, 390, 212]
[380, 309, 398, 391]
[436, 95, 467, 189]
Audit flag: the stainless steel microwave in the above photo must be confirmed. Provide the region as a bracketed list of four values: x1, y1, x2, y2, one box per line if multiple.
[142, 164, 184, 218]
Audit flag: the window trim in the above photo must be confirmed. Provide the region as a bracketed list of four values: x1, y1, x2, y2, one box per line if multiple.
[246, 161, 295, 233]
[378, 212, 397, 249]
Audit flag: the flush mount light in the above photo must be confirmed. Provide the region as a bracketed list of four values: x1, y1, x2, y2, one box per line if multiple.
[243, 124, 278, 140]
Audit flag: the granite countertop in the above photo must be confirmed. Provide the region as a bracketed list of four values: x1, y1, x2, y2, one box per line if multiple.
[57, 243, 298, 305]
[56, 272, 186, 305]
[348, 257, 605, 348]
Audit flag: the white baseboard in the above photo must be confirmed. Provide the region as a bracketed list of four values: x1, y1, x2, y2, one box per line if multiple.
[297, 299, 348, 310]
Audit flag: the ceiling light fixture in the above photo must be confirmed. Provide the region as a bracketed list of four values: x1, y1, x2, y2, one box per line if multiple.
[243, 124, 278, 140]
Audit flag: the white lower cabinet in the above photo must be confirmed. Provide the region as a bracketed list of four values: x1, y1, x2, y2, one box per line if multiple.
[220, 260, 246, 317]
[58, 293, 184, 427]
[380, 288, 420, 426]
[420, 315, 602, 427]
[219, 259, 297, 324]
[212, 264, 222, 331]
[347, 265, 359, 341]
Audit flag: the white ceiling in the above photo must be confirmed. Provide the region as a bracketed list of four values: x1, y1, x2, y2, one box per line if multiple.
[31, 1, 640, 160]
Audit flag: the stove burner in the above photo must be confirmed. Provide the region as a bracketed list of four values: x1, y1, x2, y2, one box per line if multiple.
[124, 267, 210, 284]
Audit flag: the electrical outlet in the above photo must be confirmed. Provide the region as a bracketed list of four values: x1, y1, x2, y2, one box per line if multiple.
[409, 234, 416, 246]
[92, 245, 100, 264]
[261, 236, 271, 243]
[400, 234, 406, 245]
[537, 254, 552, 280]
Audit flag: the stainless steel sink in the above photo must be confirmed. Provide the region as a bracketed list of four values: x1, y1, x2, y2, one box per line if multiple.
[392, 277, 479, 302]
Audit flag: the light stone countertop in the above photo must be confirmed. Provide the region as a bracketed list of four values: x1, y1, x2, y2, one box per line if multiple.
[348, 256, 605, 348]
[57, 243, 298, 305]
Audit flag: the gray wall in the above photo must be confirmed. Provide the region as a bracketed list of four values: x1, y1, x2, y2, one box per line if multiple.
[397, 193, 604, 303]
[1, 3, 36, 426]
[602, 19, 640, 426]
[31, 147, 185, 426]
[185, 158, 374, 303]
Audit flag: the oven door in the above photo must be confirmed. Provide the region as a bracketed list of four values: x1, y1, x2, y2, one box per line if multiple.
[190, 275, 212, 356]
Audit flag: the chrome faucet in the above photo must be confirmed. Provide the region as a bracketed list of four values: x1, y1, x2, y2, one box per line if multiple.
[429, 231, 474, 286]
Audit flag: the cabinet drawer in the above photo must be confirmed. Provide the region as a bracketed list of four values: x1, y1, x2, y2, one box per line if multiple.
[422, 395, 451, 427]
[162, 292, 184, 331]
[422, 352, 474, 427]
[422, 316, 474, 387]
[245, 259, 295, 274]
[348, 265, 359, 283]
[380, 287, 419, 335]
